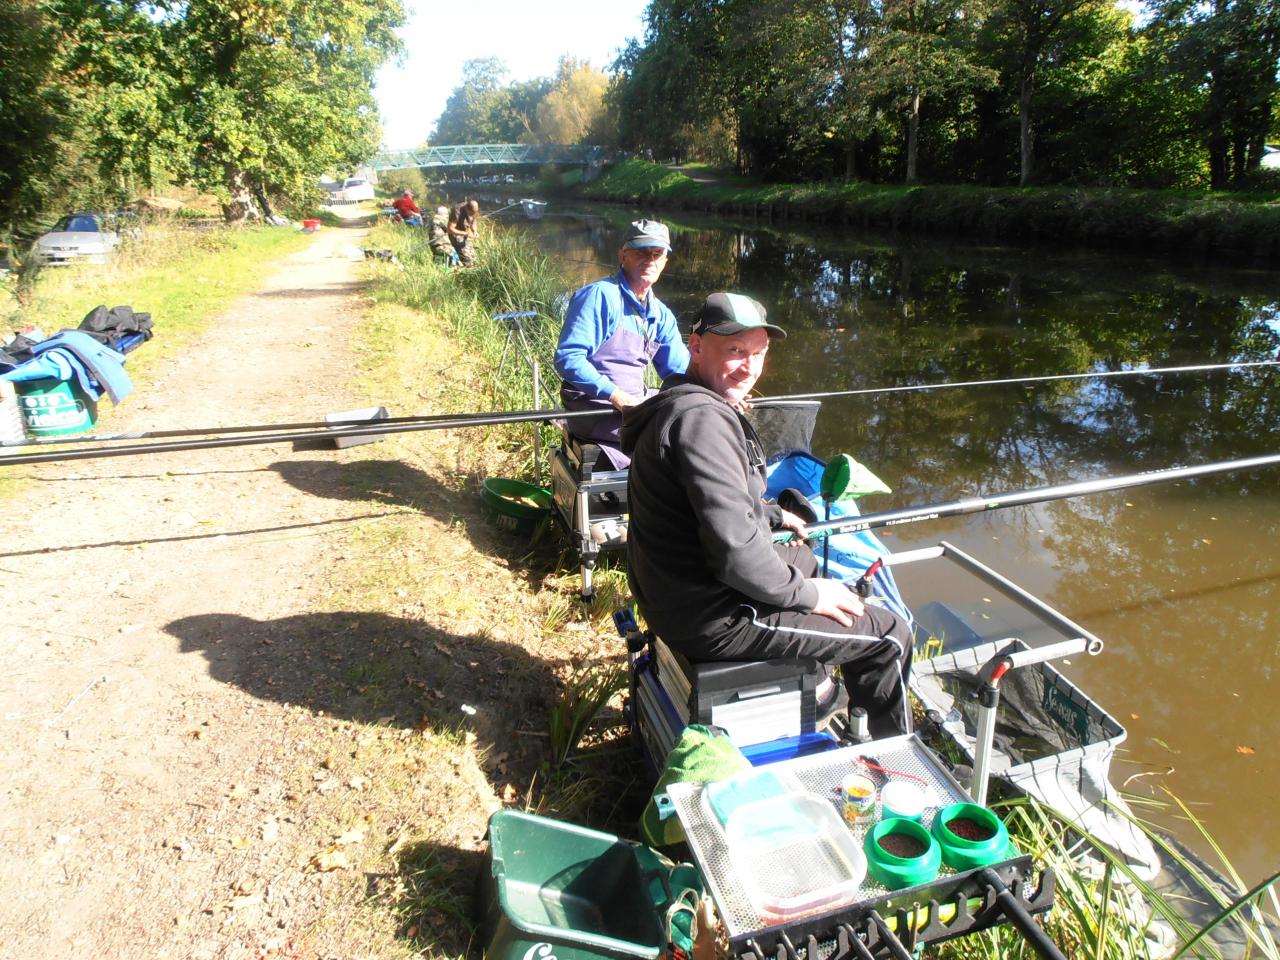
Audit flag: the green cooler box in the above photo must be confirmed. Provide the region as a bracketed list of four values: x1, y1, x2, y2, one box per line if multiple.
[15, 377, 98, 436]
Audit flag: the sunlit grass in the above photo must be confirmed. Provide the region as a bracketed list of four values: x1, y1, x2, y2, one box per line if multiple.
[3, 224, 311, 382]
[0, 223, 312, 501]
[927, 790, 1280, 960]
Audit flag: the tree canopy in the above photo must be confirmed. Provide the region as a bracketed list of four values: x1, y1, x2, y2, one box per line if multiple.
[429, 55, 609, 147]
[606, 0, 1280, 188]
[0, 0, 404, 239]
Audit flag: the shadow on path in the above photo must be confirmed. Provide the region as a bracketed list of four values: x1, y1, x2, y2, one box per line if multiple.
[166, 608, 571, 756]
[271, 458, 568, 584]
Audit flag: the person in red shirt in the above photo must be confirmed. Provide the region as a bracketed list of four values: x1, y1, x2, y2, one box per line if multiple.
[391, 190, 421, 225]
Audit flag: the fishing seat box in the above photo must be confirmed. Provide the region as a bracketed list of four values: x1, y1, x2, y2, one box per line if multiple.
[550, 430, 628, 598]
[633, 637, 824, 765]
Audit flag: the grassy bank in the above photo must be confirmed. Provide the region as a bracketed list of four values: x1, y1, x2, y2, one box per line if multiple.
[579, 159, 1280, 262]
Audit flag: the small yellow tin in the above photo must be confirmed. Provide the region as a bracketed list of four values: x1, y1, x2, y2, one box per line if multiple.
[840, 773, 877, 824]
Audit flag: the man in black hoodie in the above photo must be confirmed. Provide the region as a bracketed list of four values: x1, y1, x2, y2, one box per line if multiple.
[621, 292, 913, 737]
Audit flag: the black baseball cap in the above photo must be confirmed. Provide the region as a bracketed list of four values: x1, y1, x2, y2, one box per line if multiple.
[691, 292, 786, 340]
[622, 219, 671, 251]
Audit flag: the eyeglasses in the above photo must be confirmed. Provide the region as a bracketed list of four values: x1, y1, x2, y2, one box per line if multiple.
[627, 247, 668, 261]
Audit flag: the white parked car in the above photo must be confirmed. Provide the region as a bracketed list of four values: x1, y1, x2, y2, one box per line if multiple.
[34, 212, 122, 266]
[1262, 145, 1280, 170]
[338, 177, 375, 201]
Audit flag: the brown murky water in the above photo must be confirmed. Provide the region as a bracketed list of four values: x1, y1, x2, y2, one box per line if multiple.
[506, 201, 1279, 884]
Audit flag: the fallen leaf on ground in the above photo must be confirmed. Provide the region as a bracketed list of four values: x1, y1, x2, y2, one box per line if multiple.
[501, 784, 519, 804]
[229, 836, 251, 849]
[228, 783, 249, 799]
[307, 848, 352, 872]
[1236, 745, 1256, 755]
[334, 829, 364, 846]
[260, 819, 279, 843]
[348, 776, 368, 790]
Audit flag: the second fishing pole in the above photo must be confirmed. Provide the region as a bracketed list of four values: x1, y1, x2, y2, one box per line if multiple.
[4, 357, 1274, 454]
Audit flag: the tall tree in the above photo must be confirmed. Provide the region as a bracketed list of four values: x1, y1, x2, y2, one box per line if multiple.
[985, 0, 1113, 185]
[873, 0, 996, 182]
[431, 58, 554, 145]
[529, 57, 608, 144]
[611, 0, 737, 165]
[156, 0, 404, 221]
[1148, 0, 1280, 188]
[0, 0, 74, 243]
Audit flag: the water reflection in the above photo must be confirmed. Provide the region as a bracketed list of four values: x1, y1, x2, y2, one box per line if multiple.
[506, 201, 1280, 882]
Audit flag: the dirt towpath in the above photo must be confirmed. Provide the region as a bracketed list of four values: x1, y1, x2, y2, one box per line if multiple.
[0, 222, 394, 958]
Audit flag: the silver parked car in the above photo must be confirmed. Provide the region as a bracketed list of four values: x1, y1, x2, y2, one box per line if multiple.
[34, 212, 122, 266]
[338, 177, 375, 202]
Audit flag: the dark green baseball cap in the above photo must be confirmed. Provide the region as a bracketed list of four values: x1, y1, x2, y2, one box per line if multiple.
[691, 292, 786, 340]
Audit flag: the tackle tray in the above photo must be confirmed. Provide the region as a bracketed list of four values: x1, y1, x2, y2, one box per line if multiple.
[666, 736, 1053, 958]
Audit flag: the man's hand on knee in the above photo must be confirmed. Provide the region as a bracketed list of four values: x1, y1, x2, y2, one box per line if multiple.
[610, 388, 640, 411]
[808, 577, 865, 626]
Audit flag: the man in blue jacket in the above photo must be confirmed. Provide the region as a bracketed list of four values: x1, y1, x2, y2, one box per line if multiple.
[554, 219, 690, 469]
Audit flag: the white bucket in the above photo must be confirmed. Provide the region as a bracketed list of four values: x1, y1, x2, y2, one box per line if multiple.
[0, 380, 27, 444]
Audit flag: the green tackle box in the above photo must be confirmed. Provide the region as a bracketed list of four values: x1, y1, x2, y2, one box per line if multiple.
[480, 809, 700, 960]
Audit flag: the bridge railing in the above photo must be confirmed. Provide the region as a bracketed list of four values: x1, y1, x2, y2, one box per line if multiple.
[369, 144, 605, 171]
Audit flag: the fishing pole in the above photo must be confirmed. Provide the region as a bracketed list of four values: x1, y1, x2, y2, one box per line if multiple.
[0, 406, 556, 449]
[0, 393, 815, 462]
[0, 406, 614, 467]
[754, 358, 1280, 404]
[791, 452, 1280, 541]
[7, 359, 1274, 452]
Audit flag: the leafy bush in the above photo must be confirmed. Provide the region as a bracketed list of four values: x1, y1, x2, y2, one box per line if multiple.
[378, 167, 428, 197]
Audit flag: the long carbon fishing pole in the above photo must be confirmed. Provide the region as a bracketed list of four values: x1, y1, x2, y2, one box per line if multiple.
[0, 407, 569, 448]
[754, 358, 1280, 404]
[793, 452, 1280, 540]
[6, 358, 1276, 452]
[0, 407, 613, 467]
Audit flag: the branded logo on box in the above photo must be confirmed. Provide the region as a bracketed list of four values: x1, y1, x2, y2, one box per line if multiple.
[19, 392, 90, 429]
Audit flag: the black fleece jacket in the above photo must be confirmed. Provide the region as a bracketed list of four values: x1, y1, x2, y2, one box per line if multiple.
[620, 375, 819, 652]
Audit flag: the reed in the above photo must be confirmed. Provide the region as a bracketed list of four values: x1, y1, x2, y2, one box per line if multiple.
[933, 791, 1280, 960]
[367, 218, 570, 476]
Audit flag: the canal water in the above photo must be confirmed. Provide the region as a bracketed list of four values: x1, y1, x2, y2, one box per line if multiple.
[500, 199, 1280, 885]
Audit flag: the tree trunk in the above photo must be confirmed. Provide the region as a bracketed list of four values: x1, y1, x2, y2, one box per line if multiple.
[254, 184, 275, 220]
[222, 166, 260, 223]
[1019, 73, 1035, 186]
[905, 88, 921, 183]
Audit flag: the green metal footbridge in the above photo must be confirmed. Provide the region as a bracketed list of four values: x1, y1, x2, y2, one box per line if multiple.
[368, 144, 605, 171]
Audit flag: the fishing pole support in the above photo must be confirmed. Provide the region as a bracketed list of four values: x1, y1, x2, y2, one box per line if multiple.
[977, 868, 1068, 960]
[970, 636, 1103, 806]
[492, 311, 551, 485]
